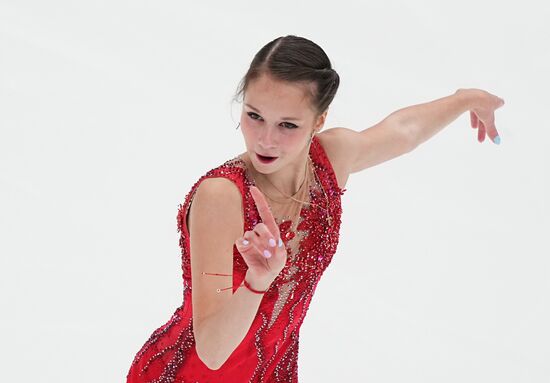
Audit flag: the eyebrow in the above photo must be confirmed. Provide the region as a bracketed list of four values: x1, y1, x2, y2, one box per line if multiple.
[244, 103, 302, 121]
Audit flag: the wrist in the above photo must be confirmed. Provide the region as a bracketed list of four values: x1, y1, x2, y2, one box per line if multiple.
[454, 88, 484, 111]
[244, 270, 273, 292]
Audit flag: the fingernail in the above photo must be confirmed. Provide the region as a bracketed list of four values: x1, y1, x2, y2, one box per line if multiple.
[263, 249, 272, 258]
[493, 135, 501, 145]
[242, 239, 249, 245]
[269, 238, 276, 247]
[278, 238, 283, 248]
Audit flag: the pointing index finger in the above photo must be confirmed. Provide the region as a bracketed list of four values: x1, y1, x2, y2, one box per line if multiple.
[249, 186, 280, 238]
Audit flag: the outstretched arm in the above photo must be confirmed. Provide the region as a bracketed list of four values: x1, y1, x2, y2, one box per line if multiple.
[399, 88, 505, 148]
[319, 88, 505, 179]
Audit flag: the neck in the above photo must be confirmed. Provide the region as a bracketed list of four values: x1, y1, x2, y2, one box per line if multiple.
[247, 144, 311, 198]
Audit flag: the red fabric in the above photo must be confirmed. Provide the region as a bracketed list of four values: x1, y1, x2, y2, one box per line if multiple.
[126, 136, 346, 382]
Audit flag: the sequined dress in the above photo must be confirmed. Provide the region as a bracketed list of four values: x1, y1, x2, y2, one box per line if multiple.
[126, 136, 346, 382]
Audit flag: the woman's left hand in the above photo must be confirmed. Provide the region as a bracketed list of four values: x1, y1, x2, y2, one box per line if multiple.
[456, 88, 505, 144]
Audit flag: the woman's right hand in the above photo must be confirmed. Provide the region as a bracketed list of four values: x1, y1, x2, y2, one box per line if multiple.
[234, 186, 288, 288]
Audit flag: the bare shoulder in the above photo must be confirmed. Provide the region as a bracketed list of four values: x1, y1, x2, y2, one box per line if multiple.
[316, 128, 357, 189]
[317, 121, 415, 188]
[195, 177, 242, 201]
[188, 177, 244, 238]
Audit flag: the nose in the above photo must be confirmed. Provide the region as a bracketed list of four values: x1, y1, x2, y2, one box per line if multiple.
[258, 124, 278, 148]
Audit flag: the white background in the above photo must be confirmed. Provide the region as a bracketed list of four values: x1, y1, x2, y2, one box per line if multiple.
[1, 1, 548, 382]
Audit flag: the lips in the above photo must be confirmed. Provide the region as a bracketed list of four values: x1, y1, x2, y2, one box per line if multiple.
[256, 153, 278, 164]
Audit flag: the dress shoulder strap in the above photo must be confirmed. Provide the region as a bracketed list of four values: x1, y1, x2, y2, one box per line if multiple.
[309, 135, 347, 197]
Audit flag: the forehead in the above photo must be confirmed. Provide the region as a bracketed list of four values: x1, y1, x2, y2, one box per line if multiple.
[244, 74, 314, 115]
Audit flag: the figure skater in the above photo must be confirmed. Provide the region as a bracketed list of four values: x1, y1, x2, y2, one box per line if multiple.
[126, 34, 504, 382]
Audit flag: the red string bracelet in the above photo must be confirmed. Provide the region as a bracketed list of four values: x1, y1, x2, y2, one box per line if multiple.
[243, 278, 268, 294]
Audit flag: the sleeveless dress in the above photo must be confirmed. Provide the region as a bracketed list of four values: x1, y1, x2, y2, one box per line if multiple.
[126, 135, 347, 382]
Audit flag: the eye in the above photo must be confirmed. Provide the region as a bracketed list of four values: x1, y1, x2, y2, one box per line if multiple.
[247, 112, 298, 129]
[281, 122, 298, 129]
[247, 112, 262, 120]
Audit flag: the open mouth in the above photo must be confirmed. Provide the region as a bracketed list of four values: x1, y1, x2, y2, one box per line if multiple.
[256, 153, 278, 164]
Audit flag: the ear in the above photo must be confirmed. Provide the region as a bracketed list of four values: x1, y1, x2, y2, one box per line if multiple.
[315, 109, 328, 132]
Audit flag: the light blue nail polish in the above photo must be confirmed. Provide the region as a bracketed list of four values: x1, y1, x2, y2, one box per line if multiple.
[269, 238, 276, 247]
[242, 239, 249, 245]
[278, 238, 283, 248]
[493, 135, 501, 145]
[263, 249, 272, 258]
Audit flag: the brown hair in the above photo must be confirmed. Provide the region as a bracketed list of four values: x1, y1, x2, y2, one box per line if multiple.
[232, 35, 340, 118]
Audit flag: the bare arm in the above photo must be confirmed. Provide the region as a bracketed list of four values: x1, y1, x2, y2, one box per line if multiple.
[392, 88, 505, 147]
[316, 88, 505, 182]
[194, 269, 271, 370]
[316, 119, 414, 180]
[189, 177, 274, 370]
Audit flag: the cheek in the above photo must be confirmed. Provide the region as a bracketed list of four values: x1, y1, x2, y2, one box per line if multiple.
[284, 133, 305, 148]
[240, 121, 255, 141]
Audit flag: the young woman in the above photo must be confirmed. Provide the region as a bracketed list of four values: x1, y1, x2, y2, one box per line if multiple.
[126, 35, 504, 382]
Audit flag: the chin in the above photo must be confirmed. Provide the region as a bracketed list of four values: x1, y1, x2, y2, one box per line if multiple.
[251, 153, 281, 171]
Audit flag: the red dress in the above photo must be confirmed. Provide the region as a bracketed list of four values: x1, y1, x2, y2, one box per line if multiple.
[126, 136, 346, 382]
